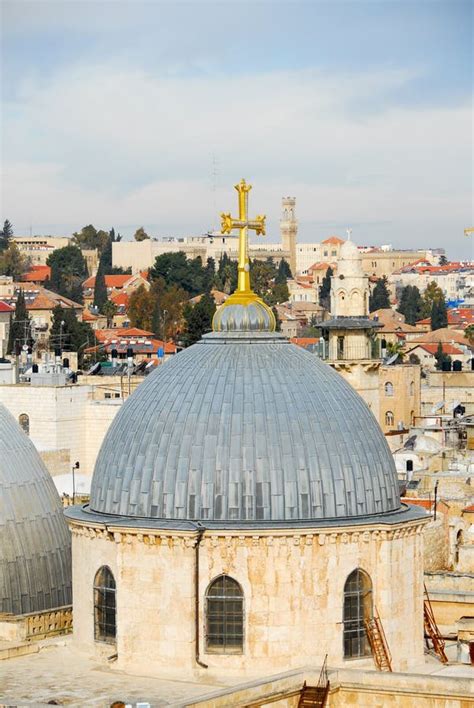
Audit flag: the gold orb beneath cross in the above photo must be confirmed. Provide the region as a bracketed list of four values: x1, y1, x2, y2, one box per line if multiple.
[212, 291, 276, 332]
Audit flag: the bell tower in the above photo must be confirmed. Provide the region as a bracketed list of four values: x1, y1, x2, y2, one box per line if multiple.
[280, 197, 297, 276]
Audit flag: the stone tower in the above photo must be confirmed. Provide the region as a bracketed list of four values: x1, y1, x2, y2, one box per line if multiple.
[280, 197, 297, 276]
[331, 239, 370, 318]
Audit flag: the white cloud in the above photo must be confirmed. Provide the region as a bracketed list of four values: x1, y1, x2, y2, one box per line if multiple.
[2, 64, 471, 255]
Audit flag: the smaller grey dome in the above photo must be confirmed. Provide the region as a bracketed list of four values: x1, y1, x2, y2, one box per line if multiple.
[0, 404, 71, 615]
[213, 301, 275, 332]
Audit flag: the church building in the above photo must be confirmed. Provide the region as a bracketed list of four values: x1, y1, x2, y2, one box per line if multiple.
[65, 181, 428, 678]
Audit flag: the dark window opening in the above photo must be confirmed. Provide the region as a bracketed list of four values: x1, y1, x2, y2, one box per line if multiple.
[94, 565, 116, 643]
[343, 569, 373, 659]
[206, 575, 243, 653]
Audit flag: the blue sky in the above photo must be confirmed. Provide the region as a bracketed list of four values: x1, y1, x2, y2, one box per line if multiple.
[1, 0, 472, 257]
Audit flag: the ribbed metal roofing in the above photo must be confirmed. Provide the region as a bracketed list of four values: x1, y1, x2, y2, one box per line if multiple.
[0, 404, 71, 615]
[91, 332, 400, 524]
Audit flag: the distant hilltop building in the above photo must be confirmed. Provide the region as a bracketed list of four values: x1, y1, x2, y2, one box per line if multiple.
[111, 196, 439, 277]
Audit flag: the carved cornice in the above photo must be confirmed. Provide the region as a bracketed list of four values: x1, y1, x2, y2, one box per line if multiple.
[69, 519, 427, 547]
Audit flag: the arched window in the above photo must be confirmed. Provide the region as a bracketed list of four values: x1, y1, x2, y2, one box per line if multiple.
[410, 410, 415, 425]
[410, 381, 415, 396]
[385, 411, 394, 426]
[384, 382, 394, 396]
[94, 566, 116, 643]
[18, 413, 29, 435]
[343, 569, 373, 658]
[206, 575, 243, 653]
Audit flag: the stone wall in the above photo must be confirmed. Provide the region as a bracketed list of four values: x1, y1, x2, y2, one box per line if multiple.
[69, 517, 426, 679]
[423, 518, 449, 571]
[185, 667, 474, 708]
[0, 384, 120, 477]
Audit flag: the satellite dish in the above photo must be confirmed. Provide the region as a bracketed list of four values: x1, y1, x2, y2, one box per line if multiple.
[385, 354, 399, 366]
[86, 362, 101, 375]
[448, 400, 461, 412]
[430, 401, 444, 413]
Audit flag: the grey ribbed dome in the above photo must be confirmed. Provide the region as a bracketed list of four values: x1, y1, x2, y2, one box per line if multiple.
[90, 332, 400, 524]
[0, 404, 71, 615]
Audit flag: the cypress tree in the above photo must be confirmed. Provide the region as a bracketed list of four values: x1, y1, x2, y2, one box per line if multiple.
[93, 268, 108, 311]
[0, 219, 13, 252]
[397, 285, 423, 325]
[7, 290, 31, 354]
[369, 277, 391, 312]
[431, 297, 448, 331]
[319, 266, 333, 310]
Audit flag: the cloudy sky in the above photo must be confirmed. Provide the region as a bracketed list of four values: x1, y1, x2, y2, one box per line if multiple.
[1, 0, 472, 257]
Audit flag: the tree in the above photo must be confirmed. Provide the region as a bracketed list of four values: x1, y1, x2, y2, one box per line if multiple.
[134, 226, 150, 241]
[101, 300, 117, 328]
[250, 259, 277, 300]
[151, 283, 187, 340]
[434, 341, 451, 371]
[182, 293, 216, 347]
[464, 324, 474, 345]
[0, 219, 13, 252]
[47, 245, 88, 303]
[430, 296, 448, 331]
[267, 281, 289, 306]
[0, 242, 30, 280]
[7, 289, 32, 354]
[319, 266, 333, 310]
[276, 258, 292, 283]
[214, 253, 238, 294]
[397, 285, 423, 325]
[128, 285, 155, 331]
[72, 224, 110, 254]
[369, 277, 391, 312]
[421, 281, 445, 319]
[50, 305, 94, 367]
[93, 270, 108, 310]
[439, 255, 448, 266]
[149, 252, 208, 296]
[386, 341, 405, 361]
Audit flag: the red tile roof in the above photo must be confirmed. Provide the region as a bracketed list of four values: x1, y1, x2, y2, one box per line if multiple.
[83, 274, 132, 289]
[110, 291, 130, 307]
[20, 265, 51, 282]
[308, 261, 333, 271]
[94, 327, 155, 342]
[290, 337, 318, 346]
[0, 300, 14, 313]
[322, 236, 345, 245]
[411, 343, 464, 356]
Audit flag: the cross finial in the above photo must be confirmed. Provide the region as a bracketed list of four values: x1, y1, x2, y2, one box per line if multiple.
[221, 179, 266, 293]
[346, 228, 352, 241]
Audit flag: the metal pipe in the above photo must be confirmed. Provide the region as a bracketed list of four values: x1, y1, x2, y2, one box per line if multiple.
[195, 525, 208, 669]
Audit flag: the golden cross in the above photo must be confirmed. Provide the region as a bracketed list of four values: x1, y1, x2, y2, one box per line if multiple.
[221, 178, 266, 293]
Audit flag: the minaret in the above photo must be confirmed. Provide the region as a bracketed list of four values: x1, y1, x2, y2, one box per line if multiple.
[280, 197, 297, 276]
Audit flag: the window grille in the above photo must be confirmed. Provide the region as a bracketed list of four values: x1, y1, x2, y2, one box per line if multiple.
[343, 569, 373, 658]
[206, 575, 243, 653]
[94, 566, 116, 643]
[384, 382, 394, 396]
